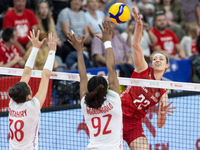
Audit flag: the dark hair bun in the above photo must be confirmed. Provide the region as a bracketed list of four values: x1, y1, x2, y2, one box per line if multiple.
[8, 82, 30, 103]
[9, 87, 21, 99]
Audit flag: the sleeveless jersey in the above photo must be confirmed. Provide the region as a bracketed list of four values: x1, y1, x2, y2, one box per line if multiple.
[81, 90, 123, 150]
[120, 66, 166, 119]
[9, 96, 40, 150]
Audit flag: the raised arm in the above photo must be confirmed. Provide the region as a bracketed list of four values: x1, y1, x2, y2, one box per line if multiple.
[95, 22, 120, 94]
[157, 93, 176, 128]
[35, 33, 59, 109]
[20, 29, 46, 84]
[132, 8, 148, 73]
[67, 32, 88, 100]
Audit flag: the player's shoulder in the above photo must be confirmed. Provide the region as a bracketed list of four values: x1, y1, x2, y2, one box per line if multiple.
[27, 97, 40, 108]
[107, 90, 120, 101]
[150, 27, 157, 33]
[181, 36, 191, 42]
[5, 9, 14, 16]
[60, 7, 70, 14]
[131, 66, 151, 78]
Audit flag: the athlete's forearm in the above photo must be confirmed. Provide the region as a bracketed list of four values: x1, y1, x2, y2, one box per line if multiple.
[157, 114, 166, 128]
[77, 51, 87, 81]
[106, 47, 115, 72]
[132, 19, 143, 47]
[20, 47, 39, 83]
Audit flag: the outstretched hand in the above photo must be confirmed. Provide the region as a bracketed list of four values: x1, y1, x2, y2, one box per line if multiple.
[28, 29, 46, 48]
[95, 21, 112, 42]
[160, 101, 176, 116]
[132, 7, 143, 26]
[67, 32, 85, 51]
[47, 32, 60, 51]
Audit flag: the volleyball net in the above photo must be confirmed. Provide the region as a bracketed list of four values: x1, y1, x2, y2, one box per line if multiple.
[0, 67, 200, 150]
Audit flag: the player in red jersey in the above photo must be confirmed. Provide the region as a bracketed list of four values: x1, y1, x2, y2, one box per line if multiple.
[120, 8, 176, 150]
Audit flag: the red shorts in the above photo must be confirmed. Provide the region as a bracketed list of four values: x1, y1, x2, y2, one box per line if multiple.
[123, 115, 146, 146]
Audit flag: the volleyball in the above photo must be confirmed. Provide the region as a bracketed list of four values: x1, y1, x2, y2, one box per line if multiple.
[108, 3, 130, 24]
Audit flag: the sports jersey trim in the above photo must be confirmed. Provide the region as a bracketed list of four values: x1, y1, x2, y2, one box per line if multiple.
[32, 99, 36, 106]
[32, 123, 39, 148]
[107, 93, 116, 98]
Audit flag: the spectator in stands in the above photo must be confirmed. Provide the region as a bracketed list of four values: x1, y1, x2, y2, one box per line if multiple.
[0, 27, 25, 68]
[24, 31, 58, 71]
[56, 0, 91, 62]
[35, 0, 66, 62]
[85, 0, 105, 35]
[91, 15, 133, 67]
[180, 23, 199, 57]
[35, 0, 53, 13]
[151, 10, 186, 59]
[176, 0, 199, 25]
[35, 0, 57, 40]
[132, 0, 155, 29]
[121, 16, 157, 62]
[3, 0, 38, 56]
[1, 0, 53, 13]
[155, 0, 185, 41]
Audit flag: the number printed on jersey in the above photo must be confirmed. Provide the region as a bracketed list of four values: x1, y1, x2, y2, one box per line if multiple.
[91, 114, 112, 137]
[9, 119, 24, 142]
[133, 94, 150, 110]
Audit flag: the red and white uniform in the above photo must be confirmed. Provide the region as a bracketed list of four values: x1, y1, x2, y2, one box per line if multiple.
[81, 90, 123, 150]
[151, 27, 179, 55]
[0, 40, 22, 68]
[120, 66, 166, 145]
[9, 97, 40, 150]
[191, 39, 198, 55]
[3, 9, 38, 46]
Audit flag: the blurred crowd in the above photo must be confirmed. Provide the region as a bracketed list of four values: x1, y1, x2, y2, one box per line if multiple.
[0, 0, 200, 82]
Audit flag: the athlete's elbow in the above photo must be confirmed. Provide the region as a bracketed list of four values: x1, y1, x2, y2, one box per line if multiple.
[157, 123, 165, 128]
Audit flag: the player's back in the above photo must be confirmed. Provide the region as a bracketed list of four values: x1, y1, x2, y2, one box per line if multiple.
[81, 89, 123, 150]
[9, 96, 40, 150]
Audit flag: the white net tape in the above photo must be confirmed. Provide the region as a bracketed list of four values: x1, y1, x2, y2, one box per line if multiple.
[0, 67, 200, 92]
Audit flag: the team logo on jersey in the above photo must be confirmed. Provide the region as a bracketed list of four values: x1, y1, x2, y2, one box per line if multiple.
[155, 92, 160, 97]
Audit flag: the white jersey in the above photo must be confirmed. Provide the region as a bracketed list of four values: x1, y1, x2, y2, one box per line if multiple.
[9, 96, 40, 150]
[81, 90, 123, 150]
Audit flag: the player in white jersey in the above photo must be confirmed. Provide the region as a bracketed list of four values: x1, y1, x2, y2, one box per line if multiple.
[67, 22, 123, 150]
[8, 30, 59, 150]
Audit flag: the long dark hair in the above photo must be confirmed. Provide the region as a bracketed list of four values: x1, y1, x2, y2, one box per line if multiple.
[9, 82, 31, 103]
[85, 76, 108, 109]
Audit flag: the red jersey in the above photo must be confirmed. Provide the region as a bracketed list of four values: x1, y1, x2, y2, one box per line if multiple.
[0, 40, 22, 68]
[3, 9, 38, 45]
[151, 27, 179, 55]
[120, 66, 166, 119]
[191, 39, 198, 55]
